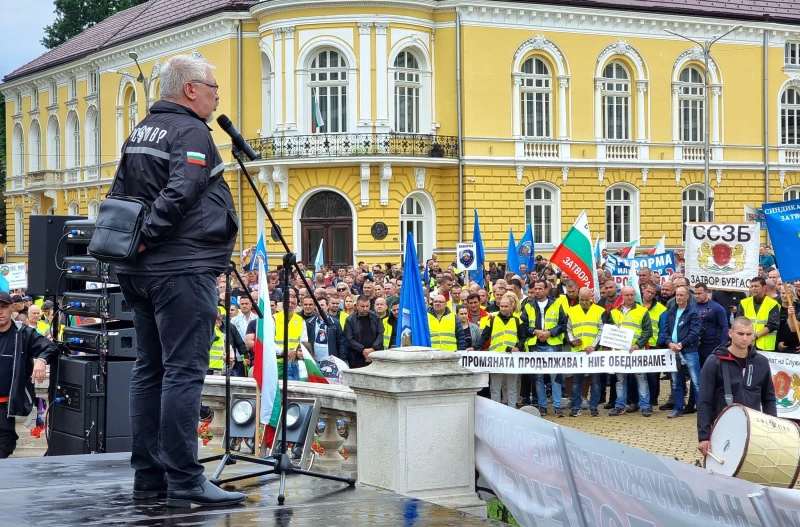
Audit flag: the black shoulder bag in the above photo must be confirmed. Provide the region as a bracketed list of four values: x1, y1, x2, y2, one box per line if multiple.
[88, 151, 149, 263]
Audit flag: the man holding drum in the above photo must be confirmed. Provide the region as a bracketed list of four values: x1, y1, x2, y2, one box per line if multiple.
[697, 317, 777, 456]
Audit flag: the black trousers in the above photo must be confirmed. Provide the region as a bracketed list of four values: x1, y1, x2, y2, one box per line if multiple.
[118, 272, 218, 491]
[0, 403, 18, 459]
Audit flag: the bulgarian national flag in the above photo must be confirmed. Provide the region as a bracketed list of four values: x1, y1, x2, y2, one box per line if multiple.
[551, 211, 598, 297]
[297, 353, 329, 384]
[616, 238, 639, 258]
[253, 261, 281, 446]
[646, 235, 666, 256]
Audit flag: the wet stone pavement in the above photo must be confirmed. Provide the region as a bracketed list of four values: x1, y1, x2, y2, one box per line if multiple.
[0, 453, 503, 527]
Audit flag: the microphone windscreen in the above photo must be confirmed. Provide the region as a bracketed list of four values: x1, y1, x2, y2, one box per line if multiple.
[216, 114, 232, 130]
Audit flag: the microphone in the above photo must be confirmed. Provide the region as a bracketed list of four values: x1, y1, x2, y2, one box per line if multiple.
[216, 114, 261, 161]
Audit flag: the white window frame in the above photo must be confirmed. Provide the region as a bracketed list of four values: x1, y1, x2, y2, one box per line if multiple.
[69, 77, 78, 100]
[309, 49, 348, 134]
[47, 116, 61, 170]
[602, 62, 631, 141]
[519, 56, 552, 139]
[50, 83, 58, 104]
[12, 123, 25, 176]
[68, 201, 79, 216]
[781, 88, 800, 146]
[88, 200, 99, 220]
[14, 207, 24, 253]
[682, 184, 714, 242]
[32, 87, 39, 110]
[786, 42, 800, 68]
[679, 66, 705, 143]
[28, 120, 42, 173]
[127, 88, 138, 137]
[784, 186, 800, 202]
[524, 182, 560, 247]
[14, 94, 21, 114]
[605, 183, 639, 245]
[88, 71, 98, 95]
[85, 107, 99, 167]
[393, 50, 422, 134]
[65, 111, 80, 169]
[399, 191, 435, 261]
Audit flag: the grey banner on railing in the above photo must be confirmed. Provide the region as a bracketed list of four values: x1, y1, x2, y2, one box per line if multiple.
[474, 396, 800, 526]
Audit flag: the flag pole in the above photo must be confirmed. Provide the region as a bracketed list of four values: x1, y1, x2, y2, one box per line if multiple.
[254, 382, 262, 457]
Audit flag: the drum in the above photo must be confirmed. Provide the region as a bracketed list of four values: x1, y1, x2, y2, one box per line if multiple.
[705, 403, 800, 488]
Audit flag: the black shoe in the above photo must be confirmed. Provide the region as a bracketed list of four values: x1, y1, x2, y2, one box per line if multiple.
[642, 407, 652, 418]
[569, 408, 581, 417]
[167, 480, 247, 508]
[625, 403, 638, 413]
[659, 402, 674, 411]
[603, 401, 615, 410]
[538, 407, 547, 416]
[133, 479, 168, 500]
[521, 397, 532, 406]
[590, 409, 599, 417]
[555, 408, 564, 418]
[684, 404, 697, 414]
[609, 407, 626, 416]
[667, 410, 684, 419]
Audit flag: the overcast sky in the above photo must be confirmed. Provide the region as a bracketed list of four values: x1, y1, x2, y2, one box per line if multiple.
[0, 1, 58, 81]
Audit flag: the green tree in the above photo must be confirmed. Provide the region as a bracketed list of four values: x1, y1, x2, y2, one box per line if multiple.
[41, 0, 149, 50]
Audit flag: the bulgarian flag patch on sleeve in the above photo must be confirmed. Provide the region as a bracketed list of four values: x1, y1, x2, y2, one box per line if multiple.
[187, 151, 206, 166]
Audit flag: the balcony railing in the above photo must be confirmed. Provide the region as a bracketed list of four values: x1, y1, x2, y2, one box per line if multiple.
[85, 167, 99, 181]
[606, 143, 639, 160]
[524, 141, 560, 159]
[26, 170, 63, 190]
[65, 169, 80, 183]
[246, 133, 458, 160]
[786, 149, 800, 165]
[10, 176, 25, 190]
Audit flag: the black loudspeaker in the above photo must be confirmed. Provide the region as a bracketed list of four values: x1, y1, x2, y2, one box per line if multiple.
[49, 354, 134, 455]
[27, 215, 85, 296]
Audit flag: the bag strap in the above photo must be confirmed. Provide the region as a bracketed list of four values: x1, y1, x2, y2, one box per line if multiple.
[722, 359, 734, 405]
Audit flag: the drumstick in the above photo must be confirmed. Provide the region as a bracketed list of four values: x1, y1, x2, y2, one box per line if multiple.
[706, 452, 724, 465]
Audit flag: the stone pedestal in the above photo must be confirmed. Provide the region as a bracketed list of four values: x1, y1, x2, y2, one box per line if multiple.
[343, 347, 488, 515]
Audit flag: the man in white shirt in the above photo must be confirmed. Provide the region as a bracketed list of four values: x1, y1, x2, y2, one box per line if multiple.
[231, 296, 258, 341]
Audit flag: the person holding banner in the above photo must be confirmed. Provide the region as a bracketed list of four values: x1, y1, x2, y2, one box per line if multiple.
[609, 286, 653, 417]
[566, 288, 607, 417]
[476, 296, 527, 408]
[659, 286, 701, 418]
[697, 317, 776, 456]
[736, 277, 780, 352]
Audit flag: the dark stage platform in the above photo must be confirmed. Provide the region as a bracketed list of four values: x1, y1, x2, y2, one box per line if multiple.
[0, 453, 500, 527]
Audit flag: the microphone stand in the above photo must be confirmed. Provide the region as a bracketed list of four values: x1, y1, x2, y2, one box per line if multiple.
[201, 145, 355, 504]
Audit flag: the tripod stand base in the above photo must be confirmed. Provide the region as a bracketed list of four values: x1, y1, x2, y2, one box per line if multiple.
[272, 453, 356, 505]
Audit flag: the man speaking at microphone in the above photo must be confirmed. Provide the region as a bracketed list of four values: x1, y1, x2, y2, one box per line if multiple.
[111, 54, 245, 507]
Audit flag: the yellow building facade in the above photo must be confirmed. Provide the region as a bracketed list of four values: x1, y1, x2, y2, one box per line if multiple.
[3, 0, 800, 267]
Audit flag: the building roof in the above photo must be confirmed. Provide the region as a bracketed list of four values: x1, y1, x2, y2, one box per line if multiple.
[3, 0, 257, 82]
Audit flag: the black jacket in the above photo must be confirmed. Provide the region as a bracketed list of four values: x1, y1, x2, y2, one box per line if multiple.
[697, 345, 777, 441]
[7, 321, 59, 418]
[344, 311, 384, 368]
[111, 101, 238, 276]
[305, 315, 347, 362]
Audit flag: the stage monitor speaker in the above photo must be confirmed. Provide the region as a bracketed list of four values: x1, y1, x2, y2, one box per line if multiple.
[49, 354, 134, 456]
[27, 215, 86, 296]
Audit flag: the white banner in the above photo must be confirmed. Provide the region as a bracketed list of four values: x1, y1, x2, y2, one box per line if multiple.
[456, 243, 478, 271]
[475, 396, 800, 527]
[458, 350, 678, 374]
[684, 223, 759, 291]
[0, 263, 26, 289]
[761, 351, 800, 420]
[599, 324, 635, 350]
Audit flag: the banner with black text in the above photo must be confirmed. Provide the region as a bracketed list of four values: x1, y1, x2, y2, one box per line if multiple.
[459, 350, 678, 374]
[684, 223, 759, 291]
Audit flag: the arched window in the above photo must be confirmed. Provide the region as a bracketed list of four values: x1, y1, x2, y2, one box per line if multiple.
[261, 52, 272, 136]
[781, 88, 800, 146]
[127, 88, 138, 137]
[605, 184, 638, 244]
[88, 200, 99, 220]
[602, 62, 630, 140]
[394, 50, 421, 133]
[47, 116, 61, 169]
[400, 193, 435, 259]
[524, 183, 559, 245]
[65, 112, 80, 169]
[520, 57, 551, 138]
[309, 49, 347, 133]
[31, 204, 40, 216]
[682, 185, 713, 242]
[85, 107, 99, 167]
[68, 201, 79, 216]
[784, 186, 800, 202]
[29, 120, 42, 172]
[11, 124, 24, 176]
[14, 207, 24, 253]
[679, 67, 705, 143]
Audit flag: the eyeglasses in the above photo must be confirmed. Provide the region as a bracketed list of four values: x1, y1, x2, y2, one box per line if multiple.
[190, 80, 219, 93]
[337, 288, 347, 291]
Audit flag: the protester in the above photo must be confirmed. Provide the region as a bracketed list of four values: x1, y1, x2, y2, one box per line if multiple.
[476, 296, 526, 408]
[658, 286, 701, 418]
[566, 287, 606, 417]
[737, 277, 780, 352]
[456, 304, 480, 351]
[344, 296, 384, 368]
[609, 286, 653, 417]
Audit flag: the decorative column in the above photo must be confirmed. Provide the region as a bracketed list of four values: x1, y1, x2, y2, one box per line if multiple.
[273, 29, 284, 131]
[594, 79, 603, 140]
[636, 80, 647, 142]
[343, 347, 488, 514]
[273, 165, 288, 208]
[358, 22, 373, 129]
[672, 85, 680, 143]
[711, 86, 721, 144]
[512, 77, 522, 137]
[374, 22, 389, 131]
[558, 75, 569, 140]
[283, 26, 296, 132]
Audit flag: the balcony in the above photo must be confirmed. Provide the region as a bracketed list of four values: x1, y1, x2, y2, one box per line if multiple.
[65, 169, 81, 183]
[9, 175, 25, 191]
[246, 133, 458, 161]
[25, 170, 63, 190]
[597, 142, 648, 162]
[783, 149, 800, 165]
[85, 167, 99, 181]
[523, 141, 561, 160]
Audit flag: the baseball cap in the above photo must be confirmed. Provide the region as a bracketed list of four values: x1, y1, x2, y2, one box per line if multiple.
[0, 292, 13, 304]
[23, 296, 32, 301]
[535, 255, 543, 261]
[10, 294, 23, 303]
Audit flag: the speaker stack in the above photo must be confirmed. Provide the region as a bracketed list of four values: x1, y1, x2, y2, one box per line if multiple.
[28, 216, 137, 455]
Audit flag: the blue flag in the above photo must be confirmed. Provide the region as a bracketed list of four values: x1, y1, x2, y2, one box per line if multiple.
[422, 261, 429, 287]
[472, 209, 486, 287]
[396, 232, 431, 348]
[506, 228, 519, 277]
[516, 223, 535, 277]
[313, 238, 324, 271]
[764, 199, 800, 281]
[252, 231, 268, 270]
[0, 274, 8, 293]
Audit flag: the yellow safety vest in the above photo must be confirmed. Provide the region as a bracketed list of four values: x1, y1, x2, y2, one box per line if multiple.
[610, 304, 648, 345]
[489, 315, 520, 352]
[428, 312, 458, 351]
[35, 320, 51, 336]
[209, 326, 225, 370]
[337, 311, 348, 329]
[383, 317, 392, 349]
[567, 304, 606, 352]
[741, 296, 779, 351]
[644, 302, 667, 348]
[523, 300, 565, 349]
[275, 311, 305, 377]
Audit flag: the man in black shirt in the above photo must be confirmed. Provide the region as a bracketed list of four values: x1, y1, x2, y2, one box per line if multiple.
[0, 291, 59, 458]
[344, 296, 383, 368]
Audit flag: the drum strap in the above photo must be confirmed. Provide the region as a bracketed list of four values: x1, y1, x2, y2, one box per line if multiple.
[722, 362, 734, 406]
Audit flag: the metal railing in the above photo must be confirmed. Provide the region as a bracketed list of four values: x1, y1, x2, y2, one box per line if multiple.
[246, 133, 458, 160]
